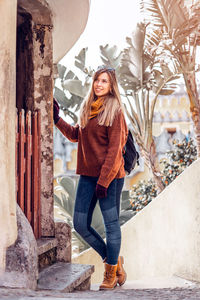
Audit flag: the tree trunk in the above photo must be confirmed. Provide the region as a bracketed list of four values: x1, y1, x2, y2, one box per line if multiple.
[141, 141, 165, 193]
[150, 164, 165, 193]
[191, 106, 200, 158]
[149, 140, 165, 192]
[183, 72, 200, 157]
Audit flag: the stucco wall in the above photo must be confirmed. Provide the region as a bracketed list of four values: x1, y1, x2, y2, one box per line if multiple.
[121, 158, 200, 282]
[46, 0, 90, 63]
[73, 159, 200, 284]
[0, 0, 17, 271]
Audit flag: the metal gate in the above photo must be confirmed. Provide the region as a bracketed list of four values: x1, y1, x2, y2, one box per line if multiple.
[16, 109, 41, 239]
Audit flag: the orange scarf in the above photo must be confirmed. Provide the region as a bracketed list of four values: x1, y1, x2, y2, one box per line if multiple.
[89, 97, 104, 119]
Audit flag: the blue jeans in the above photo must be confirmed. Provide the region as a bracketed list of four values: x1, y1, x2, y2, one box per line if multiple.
[73, 175, 124, 265]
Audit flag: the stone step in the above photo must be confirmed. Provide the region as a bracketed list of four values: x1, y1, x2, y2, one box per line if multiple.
[37, 238, 58, 271]
[37, 238, 58, 256]
[37, 262, 94, 292]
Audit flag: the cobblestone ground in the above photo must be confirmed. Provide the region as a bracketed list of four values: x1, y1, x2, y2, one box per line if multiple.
[1, 287, 200, 300]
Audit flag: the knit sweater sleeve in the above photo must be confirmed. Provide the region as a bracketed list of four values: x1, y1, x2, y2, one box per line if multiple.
[55, 118, 79, 142]
[97, 111, 128, 188]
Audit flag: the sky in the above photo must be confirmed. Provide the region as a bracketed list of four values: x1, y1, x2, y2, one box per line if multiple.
[60, 0, 141, 69]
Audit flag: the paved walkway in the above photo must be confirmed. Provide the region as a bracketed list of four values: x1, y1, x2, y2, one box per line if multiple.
[1, 277, 200, 300]
[1, 287, 200, 300]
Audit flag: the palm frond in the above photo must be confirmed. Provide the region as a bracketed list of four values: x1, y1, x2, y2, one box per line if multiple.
[141, 0, 191, 40]
[121, 23, 149, 87]
[140, 0, 168, 28]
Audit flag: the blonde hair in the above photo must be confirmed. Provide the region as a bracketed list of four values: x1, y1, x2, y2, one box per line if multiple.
[79, 67, 124, 128]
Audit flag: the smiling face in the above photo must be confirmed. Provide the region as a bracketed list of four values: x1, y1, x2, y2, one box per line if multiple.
[93, 72, 111, 97]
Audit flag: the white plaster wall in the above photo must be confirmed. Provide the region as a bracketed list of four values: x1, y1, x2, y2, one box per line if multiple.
[0, 0, 17, 271]
[73, 159, 200, 284]
[47, 0, 90, 63]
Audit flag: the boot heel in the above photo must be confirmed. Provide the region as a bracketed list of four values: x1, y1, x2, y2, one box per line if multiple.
[117, 256, 127, 286]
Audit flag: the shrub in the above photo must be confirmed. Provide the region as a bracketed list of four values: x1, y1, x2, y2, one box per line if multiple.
[130, 178, 158, 212]
[161, 138, 197, 187]
[130, 138, 197, 213]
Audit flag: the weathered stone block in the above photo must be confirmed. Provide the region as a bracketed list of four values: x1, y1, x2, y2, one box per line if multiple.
[55, 221, 71, 263]
[38, 248, 57, 271]
[38, 262, 94, 292]
[0, 205, 38, 290]
[37, 237, 58, 256]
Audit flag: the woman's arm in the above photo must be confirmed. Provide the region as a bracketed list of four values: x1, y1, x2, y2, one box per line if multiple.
[97, 111, 128, 188]
[53, 98, 79, 142]
[56, 118, 79, 143]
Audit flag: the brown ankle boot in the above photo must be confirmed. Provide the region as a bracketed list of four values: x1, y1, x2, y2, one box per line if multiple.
[99, 263, 118, 290]
[117, 256, 127, 286]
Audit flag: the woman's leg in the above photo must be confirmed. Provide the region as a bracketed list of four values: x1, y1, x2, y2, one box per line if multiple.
[114, 178, 127, 286]
[116, 178, 124, 218]
[99, 178, 124, 266]
[73, 175, 107, 260]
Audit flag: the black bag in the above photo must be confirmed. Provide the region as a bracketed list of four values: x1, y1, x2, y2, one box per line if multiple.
[123, 130, 139, 175]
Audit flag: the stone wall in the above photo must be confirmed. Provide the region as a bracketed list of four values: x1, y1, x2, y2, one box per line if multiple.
[17, 0, 54, 236]
[0, 0, 18, 271]
[2, 206, 38, 290]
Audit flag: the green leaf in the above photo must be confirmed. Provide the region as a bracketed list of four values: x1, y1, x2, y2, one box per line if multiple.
[59, 177, 75, 198]
[62, 108, 78, 123]
[64, 70, 76, 80]
[54, 87, 71, 108]
[100, 44, 122, 69]
[74, 48, 88, 73]
[63, 79, 88, 98]
[57, 64, 67, 80]
[161, 64, 173, 78]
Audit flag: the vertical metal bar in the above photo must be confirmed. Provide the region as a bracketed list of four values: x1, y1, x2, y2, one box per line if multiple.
[16, 109, 19, 199]
[18, 109, 25, 212]
[32, 111, 39, 239]
[25, 111, 32, 223]
[37, 110, 42, 238]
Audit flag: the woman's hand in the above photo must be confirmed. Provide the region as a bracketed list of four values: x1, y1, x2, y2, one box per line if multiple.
[53, 98, 60, 124]
[96, 184, 107, 198]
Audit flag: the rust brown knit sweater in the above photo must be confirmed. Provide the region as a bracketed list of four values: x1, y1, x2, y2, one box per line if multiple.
[56, 111, 128, 188]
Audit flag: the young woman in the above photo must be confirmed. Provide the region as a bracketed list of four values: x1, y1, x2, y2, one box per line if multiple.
[53, 66, 128, 290]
